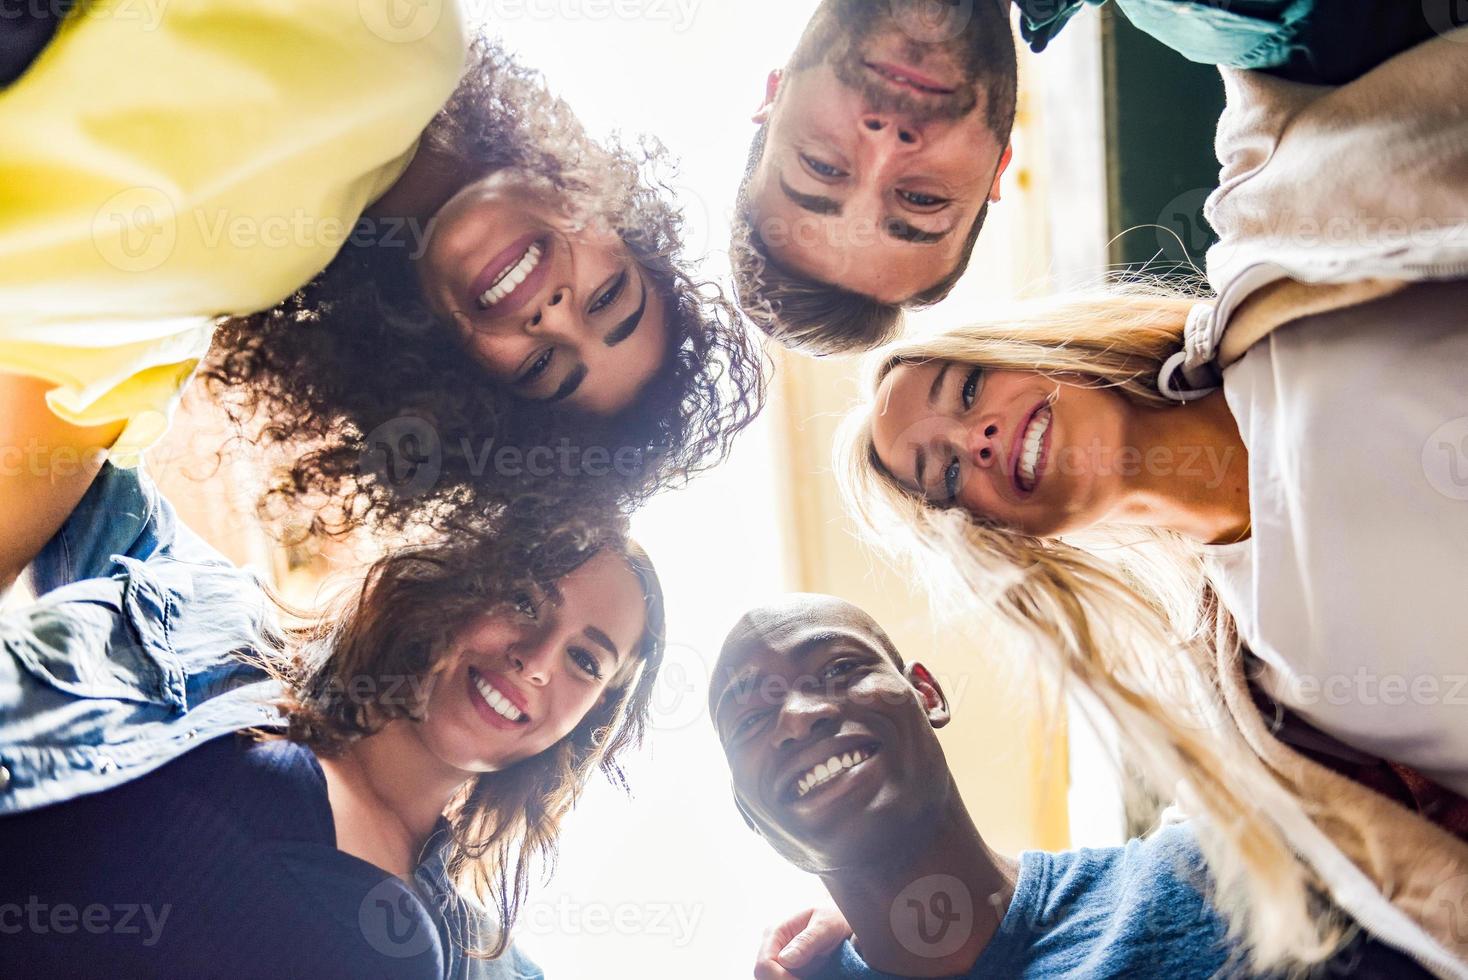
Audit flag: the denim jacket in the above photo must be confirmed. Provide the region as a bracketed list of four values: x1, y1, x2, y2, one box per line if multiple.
[0, 463, 282, 814]
[0, 464, 543, 980]
[1014, 0, 1309, 65]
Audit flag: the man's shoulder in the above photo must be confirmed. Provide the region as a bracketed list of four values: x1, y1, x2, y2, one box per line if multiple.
[983, 824, 1230, 978]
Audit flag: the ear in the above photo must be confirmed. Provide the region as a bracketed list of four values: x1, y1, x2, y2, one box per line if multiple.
[752, 69, 782, 125]
[906, 663, 951, 729]
[988, 144, 1014, 203]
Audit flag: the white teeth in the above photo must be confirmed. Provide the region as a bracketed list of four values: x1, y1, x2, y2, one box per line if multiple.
[1017, 406, 1051, 491]
[794, 748, 875, 798]
[478, 242, 542, 308]
[473, 672, 525, 723]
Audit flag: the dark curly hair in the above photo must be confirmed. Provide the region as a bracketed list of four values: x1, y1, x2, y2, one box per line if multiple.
[255, 503, 666, 958]
[205, 37, 766, 537]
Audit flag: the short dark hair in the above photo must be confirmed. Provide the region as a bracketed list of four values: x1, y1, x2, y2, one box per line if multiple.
[730, 4, 1016, 356]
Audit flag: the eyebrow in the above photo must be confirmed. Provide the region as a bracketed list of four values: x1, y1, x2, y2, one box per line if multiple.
[712, 630, 870, 734]
[884, 219, 950, 245]
[583, 625, 623, 664]
[545, 364, 588, 403]
[778, 175, 842, 216]
[928, 361, 951, 407]
[604, 272, 648, 347]
[779, 174, 951, 245]
[911, 363, 955, 492]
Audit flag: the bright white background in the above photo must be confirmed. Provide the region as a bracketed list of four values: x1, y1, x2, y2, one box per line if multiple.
[479, 3, 844, 976]
[465, 3, 1123, 975]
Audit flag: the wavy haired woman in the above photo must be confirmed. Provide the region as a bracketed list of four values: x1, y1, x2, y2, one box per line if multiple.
[831, 27, 1468, 979]
[1, 6, 763, 589]
[0, 463, 665, 978]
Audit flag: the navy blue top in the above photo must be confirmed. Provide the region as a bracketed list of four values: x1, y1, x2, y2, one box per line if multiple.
[0, 733, 447, 979]
[1, 464, 542, 979]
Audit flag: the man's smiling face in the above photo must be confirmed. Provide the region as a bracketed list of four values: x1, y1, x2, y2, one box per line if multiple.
[745, 0, 1016, 304]
[710, 595, 953, 872]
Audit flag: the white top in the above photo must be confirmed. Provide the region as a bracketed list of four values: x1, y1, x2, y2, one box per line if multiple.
[1202, 279, 1468, 799]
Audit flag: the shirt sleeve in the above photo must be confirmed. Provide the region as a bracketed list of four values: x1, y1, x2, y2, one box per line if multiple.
[1012, 0, 1106, 53]
[0, 0, 467, 462]
[26, 462, 223, 596]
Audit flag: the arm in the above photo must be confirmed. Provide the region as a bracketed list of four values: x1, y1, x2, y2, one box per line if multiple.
[0, 373, 122, 595]
[753, 906, 851, 980]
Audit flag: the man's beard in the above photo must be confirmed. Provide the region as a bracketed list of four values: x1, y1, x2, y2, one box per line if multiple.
[791, 0, 998, 124]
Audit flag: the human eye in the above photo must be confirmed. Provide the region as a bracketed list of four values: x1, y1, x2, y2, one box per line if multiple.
[513, 592, 539, 621]
[960, 367, 982, 410]
[897, 189, 949, 209]
[735, 709, 770, 738]
[588, 270, 628, 314]
[801, 153, 847, 179]
[518, 348, 553, 384]
[822, 658, 859, 681]
[569, 646, 603, 681]
[943, 458, 962, 501]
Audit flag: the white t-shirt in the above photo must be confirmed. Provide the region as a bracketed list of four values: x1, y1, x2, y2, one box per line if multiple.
[1202, 280, 1468, 798]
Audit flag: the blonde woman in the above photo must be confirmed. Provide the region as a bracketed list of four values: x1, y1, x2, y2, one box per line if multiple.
[825, 22, 1468, 979]
[834, 277, 1468, 975]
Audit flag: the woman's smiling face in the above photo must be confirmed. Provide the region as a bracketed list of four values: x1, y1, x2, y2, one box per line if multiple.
[869, 359, 1132, 537]
[415, 550, 648, 774]
[416, 171, 670, 414]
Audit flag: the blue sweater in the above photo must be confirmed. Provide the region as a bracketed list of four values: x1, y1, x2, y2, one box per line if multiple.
[813, 826, 1231, 979]
[810, 825, 1431, 979]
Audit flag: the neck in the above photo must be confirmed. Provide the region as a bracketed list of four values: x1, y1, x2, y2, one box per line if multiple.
[325, 721, 471, 873]
[366, 141, 477, 222]
[819, 786, 1017, 977]
[1108, 389, 1251, 544]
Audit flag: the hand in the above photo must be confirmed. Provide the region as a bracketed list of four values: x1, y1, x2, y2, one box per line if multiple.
[753, 905, 852, 979]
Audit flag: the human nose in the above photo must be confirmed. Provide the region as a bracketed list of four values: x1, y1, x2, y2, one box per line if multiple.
[859, 114, 921, 148]
[508, 635, 556, 687]
[772, 686, 839, 750]
[967, 419, 1002, 470]
[526, 285, 580, 338]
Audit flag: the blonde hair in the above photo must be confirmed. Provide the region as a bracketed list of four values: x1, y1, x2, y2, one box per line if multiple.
[834, 289, 1346, 973]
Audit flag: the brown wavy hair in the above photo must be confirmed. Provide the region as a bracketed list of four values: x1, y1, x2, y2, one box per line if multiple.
[205, 37, 766, 537]
[255, 504, 666, 958]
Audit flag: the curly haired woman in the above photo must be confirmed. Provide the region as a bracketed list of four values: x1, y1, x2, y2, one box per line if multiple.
[1, 8, 764, 589]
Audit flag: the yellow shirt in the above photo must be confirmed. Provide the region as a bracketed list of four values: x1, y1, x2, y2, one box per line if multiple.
[0, 0, 467, 463]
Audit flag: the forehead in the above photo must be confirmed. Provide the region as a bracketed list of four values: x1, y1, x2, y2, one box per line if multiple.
[557, 552, 645, 641]
[716, 605, 890, 689]
[871, 360, 946, 465]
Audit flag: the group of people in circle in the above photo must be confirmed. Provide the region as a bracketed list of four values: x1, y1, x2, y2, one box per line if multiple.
[4, 1, 1468, 977]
